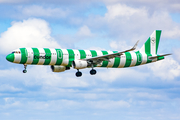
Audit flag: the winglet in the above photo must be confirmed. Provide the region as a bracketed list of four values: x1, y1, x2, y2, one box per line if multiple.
[120, 40, 139, 53]
[132, 40, 139, 50]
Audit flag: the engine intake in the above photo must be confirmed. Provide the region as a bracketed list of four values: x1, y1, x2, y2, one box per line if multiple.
[72, 60, 88, 69]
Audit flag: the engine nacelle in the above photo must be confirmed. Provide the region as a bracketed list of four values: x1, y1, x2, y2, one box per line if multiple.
[51, 65, 69, 72]
[72, 60, 88, 69]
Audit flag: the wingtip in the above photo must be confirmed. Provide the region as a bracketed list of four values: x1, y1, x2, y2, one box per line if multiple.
[166, 53, 172, 56]
[132, 40, 140, 50]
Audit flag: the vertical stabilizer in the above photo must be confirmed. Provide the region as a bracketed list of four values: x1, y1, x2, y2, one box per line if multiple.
[139, 30, 161, 55]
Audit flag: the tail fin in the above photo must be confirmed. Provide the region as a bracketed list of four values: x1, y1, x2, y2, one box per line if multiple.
[139, 30, 161, 55]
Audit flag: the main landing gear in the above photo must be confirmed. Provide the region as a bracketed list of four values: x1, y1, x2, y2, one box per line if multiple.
[75, 69, 97, 77]
[90, 64, 97, 75]
[90, 69, 96, 75]
[76, 69, 82, 77]
[23, 64, 27, 73]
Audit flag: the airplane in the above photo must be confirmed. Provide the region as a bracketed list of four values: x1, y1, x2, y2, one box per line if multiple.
[6, 30, 171, 77]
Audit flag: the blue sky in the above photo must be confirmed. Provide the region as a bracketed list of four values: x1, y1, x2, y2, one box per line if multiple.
[0, 0, 180, 120]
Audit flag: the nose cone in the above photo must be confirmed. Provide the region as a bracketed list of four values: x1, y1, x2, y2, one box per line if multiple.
[6, 54, 14, 62]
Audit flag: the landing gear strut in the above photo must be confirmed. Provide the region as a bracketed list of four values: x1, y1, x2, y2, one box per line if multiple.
[76, 69, 82, 77]
[23, 64, 27, 73]
[90, 64, 96, 75]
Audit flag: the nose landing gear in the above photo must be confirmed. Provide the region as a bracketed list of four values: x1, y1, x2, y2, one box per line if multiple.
[23, 64, 27, 73]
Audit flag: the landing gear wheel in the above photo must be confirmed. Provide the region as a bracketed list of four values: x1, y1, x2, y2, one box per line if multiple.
[90, 69, 96, 75]
[23, 70, 27, 73]
[76, 71, 82, 77]
[23, 64, 27, 73]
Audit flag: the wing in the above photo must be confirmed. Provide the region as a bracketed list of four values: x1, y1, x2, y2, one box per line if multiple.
[82, 40, 139, 65]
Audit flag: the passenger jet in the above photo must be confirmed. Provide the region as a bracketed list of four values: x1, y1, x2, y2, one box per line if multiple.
[6, 30, 171, 77]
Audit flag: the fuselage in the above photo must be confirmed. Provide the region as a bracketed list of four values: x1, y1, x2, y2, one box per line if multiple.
[5, 30, 170, 77]
[6, 48, 164, 68]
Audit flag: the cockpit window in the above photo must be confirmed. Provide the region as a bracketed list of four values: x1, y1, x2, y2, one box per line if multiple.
[12, 51, 21, 54]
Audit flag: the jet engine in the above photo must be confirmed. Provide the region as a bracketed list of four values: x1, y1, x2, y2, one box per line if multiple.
[72, 60, 88, 69]
[51, 65, 70, 72]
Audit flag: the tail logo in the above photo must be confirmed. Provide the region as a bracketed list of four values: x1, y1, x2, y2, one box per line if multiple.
[151, 37, 155, 44]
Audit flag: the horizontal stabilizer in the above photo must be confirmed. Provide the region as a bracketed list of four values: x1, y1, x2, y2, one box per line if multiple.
[148, 54, 172, 60]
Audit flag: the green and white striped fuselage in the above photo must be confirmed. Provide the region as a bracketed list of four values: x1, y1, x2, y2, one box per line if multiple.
[10, 48, 164, 68]
[6, 30, 170, 77]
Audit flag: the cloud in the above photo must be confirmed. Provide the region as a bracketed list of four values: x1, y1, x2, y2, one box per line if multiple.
[170, 3, 180, 12]
[163, 27, 180, 38]
[0, 85, 22, 92]
[84, 3, 180, 43]
[0, 18, 60, 54]
[0, 66, 89, 88]
[105, 3, 180, 39]
[0, 0, 25, 3]
[96, 67, 149, 82]
[20, 5, 70, 18]
[174, 48, 180, 63]
[127, 92, 166, 100]
[77, 25, 94, 38]
[103, 0, 180, 13]
[110, 40, 133, 51]
[1, 0, 180, 14]
[2, 98, 130, 111]
[105, 3, 144, 20]
[87, 100, 130, 109]
[148, 57, 180, 80]
[53, 25, 95, 48]
[0, 0, 98, 5]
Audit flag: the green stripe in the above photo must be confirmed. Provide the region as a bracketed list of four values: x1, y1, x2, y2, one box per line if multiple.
[79, 50, 86, 59]
[12, 53, 15, 62]
[135, 51, 142, 66]
[156, 30, 161, 54]
[32, 48, 39, 65]
[101, 51, 109, 67]
[67, 49, 74, 66]
[146, 54, 152, 63]
[90, 50, 98, 67]
[90, 50, 97, 57]
[145, 37, 151, 55]
[20, 48, 27, 64]
[112, 51, 120, 68]
[55, 49, 63, 65]
[124, 52, 132, 67]
[43, 48, 51, 65]
[157, 56, 164, 61]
